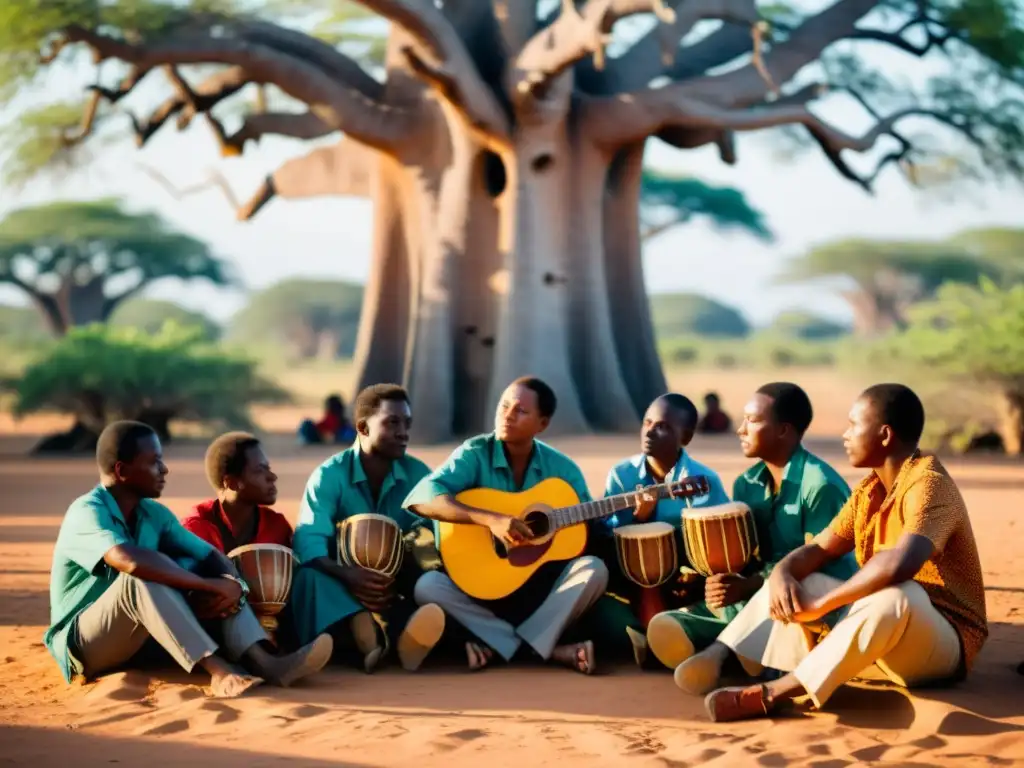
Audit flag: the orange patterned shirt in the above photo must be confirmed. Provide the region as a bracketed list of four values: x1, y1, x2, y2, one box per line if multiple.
[828, 454, 988, 670]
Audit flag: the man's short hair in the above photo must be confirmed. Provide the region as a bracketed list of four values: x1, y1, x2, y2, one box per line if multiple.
[205, 431, 261, 490]
[657, 393, 699, 430]
[353, 383, 410, 424]
[756, 382, 814, 435]
[861, 383, 926, 445]
[96, 421, 157, 475]
[512, 377, 558, 419]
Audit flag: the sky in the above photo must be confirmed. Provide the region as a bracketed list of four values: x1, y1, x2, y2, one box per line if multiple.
[0, 12, 1021, 329]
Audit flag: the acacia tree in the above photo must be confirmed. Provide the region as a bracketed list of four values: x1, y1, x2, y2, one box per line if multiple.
[0, 199, 233, 335]
[3, 0, 1023, 440]
[778, 237, 1013, 334]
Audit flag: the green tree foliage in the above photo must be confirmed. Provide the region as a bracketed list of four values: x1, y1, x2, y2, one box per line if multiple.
[108, 298, 221, 340]
[778, 236, 1015, 335]
[649, 293, 751, 340]
[639, 169, 773, 243]
[872, 279, 1024, 454]
[10, 322, 287, 440]
[768, 310, 851, 340]
[0, 199, 235, 335]
[227, 278, 363, 360]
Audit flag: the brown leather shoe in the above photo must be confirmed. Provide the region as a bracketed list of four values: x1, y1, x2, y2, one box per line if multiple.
[704, 684, 770, 722]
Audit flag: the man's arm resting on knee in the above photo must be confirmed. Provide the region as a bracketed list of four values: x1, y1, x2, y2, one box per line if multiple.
[103, 544, 232, 594]
[795, 533, 934, 622]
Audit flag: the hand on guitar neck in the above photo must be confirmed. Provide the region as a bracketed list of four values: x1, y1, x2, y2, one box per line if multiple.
[632, 490, 660, 524]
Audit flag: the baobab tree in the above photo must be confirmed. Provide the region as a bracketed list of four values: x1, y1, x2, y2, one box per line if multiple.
[2, 0, 1022, 440]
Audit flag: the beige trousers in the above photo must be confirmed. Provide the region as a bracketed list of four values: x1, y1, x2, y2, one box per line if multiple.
[72, 572, 267, 679]
[414, 556, 609, 661]
[718, 573, 963, 707]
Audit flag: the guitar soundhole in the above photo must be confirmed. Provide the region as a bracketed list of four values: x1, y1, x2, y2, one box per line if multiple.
[524, 510, 550, 537]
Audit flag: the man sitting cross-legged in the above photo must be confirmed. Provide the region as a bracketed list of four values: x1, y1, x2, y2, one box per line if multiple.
[45, 421, 333, 699]
[682, 384, 988, 721]
[405, 377, 608, 674]
[290, 384, 447, 672]
[648, 383, 857, 684]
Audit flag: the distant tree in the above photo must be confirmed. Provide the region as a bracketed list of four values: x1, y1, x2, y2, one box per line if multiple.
[227, 278, 363, 360]
[650, 293, 751, 339]
[873, 279, 1024, 455]
[778, 239, 1009, 336]
[639, 170, 773, 243]
[8, 323, 287, 452]
[109, 298, 220, 340]
[0, 199, 234, 336]
[769, 310, 850, 340]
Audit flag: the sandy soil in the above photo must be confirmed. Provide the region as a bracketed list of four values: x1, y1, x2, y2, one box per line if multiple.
[1, 432, 1022, 767]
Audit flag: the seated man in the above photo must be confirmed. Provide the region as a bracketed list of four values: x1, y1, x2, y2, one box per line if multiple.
[405, 377, 608, 674]
[697, 392, 732, 434]
[298, 394, 357, 446]
[291, 384, 445, 672]
[648, 383, 857, 685]
[183, 432, 293, 553]
[45, 421, 332, 699]
[587, 393, 730, 663]
[686, 384, 988, 721]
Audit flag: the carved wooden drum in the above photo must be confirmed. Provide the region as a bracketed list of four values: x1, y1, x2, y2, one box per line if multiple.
[681, 502, 758, 577]
[336, 513, 403, 579]
[614, 521, 678, 628]
[228, 543, 296, 641]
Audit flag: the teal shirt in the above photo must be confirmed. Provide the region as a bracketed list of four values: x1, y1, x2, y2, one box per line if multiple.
[46, 485, 215, 683]
[294, 447, 432, 563]
[601, 450, 731, 531]
[402, 432, 593, 508]
[733, 446, 858, 580]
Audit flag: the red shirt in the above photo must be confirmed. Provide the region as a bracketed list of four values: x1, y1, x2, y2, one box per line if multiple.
[182, 499, 294, 554]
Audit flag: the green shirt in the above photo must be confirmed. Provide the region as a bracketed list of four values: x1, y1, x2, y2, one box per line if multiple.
[45, 485, 215, 683]
[402, 432, 593, 508]
[294, 447, 432, 563]
[732, 446, 858, 580]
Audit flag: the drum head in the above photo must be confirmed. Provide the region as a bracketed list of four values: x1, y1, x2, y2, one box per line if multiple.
[340, 513, 400, 529]
[681, 501, 751, 520]
[615, 521, 674, 538]
[227, 543, 296, 560]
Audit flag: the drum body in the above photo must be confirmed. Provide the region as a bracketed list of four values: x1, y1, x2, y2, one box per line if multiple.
[614, 522, 678, 588]
[228, 543, 296, 640]
[337, 513, 403, 578]
[681, 502, 757, 577]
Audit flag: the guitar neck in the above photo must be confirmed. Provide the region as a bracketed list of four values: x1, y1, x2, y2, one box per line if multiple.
[548, 477, 707, 531]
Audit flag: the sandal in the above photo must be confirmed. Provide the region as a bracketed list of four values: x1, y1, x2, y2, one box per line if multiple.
[552, 640, 596, 675]
[466, 641, 494, 671]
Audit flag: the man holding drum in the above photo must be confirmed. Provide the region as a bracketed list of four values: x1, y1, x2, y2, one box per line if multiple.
[404, 377, 608, 674]
[695, 384, 987, 721]
[649, 383, 858, 689]
[585, 393, 730, 663]
[45, 421, 333, 699]
[290, 384, 447, 673]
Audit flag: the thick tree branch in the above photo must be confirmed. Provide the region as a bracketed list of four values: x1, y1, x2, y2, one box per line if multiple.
[204, 111, 334, 157]
[355, 0, 511, 140]
[57, 23, 416, 152]
[513, 0, 676, 99]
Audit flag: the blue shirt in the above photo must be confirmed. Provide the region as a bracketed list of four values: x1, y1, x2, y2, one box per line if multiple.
[294, 447, 432, 563]
[601, 450, 731, 530]
[45, 486, 215, 683]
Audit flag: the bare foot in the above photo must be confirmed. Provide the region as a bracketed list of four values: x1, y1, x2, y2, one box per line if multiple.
[551, 640, 595, 675]
[466, 642, 494, 671]
[209, 671, 264, 699]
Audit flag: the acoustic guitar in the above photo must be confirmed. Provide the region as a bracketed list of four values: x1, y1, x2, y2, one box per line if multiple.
[440, 475, 710, 601]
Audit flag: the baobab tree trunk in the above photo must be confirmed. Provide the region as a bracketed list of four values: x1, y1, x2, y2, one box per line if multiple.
[995, 387, 1024, 456]
[564, 134, 644, 430]
[603, 141, 668, 414]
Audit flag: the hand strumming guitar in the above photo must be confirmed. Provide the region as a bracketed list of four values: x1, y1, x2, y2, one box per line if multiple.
[485, 513, 533, 547]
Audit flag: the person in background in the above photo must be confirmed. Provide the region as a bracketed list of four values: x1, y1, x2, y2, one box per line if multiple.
[298, 394, 357, 445]
[697, 392, 732, 435]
